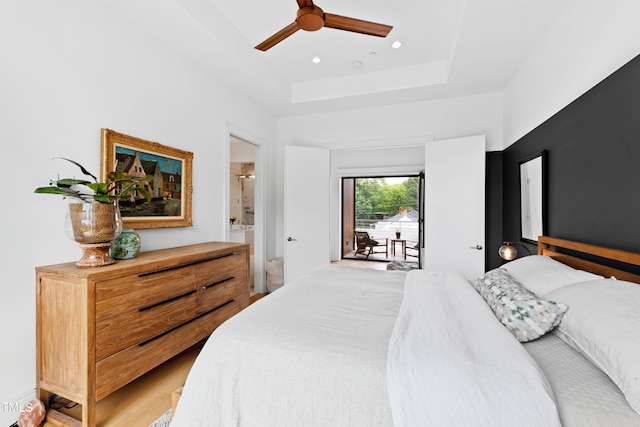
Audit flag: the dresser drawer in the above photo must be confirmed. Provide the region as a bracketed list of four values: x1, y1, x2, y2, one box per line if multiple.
[193, 251, 247, 289]
[95, 319, 196, 400]
[196, 276, 246, 314]
[95, 292, 196, 361]
[95, 266, 197, 322]
[193, 297, 245, 342]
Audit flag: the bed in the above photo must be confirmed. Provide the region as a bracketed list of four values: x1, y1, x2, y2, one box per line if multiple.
[171, 236, 640, 426]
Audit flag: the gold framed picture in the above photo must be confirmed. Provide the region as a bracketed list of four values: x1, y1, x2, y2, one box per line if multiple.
[100, 128, 193, 229]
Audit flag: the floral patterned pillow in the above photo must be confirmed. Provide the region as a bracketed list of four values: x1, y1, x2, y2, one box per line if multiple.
[473, 268, 568, 342]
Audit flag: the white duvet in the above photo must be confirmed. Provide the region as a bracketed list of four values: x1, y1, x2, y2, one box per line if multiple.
[171, 266, 561, 427]
[387, 270, 561, 426]
[171, 265, 406, 427]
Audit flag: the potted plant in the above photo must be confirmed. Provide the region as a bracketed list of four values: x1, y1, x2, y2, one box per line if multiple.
[34, 158, 151, 267]
[34, 157, 151, 204]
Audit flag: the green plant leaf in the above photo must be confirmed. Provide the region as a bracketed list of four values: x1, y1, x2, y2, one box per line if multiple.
[56, 178, 92, 188]
[53, 157, 98, 182]
[108, 171, 131, 182]
[35, 158, 154, 204]
[33, 186, 87, 200]
[136, 187, 152, 203]
[118, 183, 152, 203]
[88, 182, 110, 195]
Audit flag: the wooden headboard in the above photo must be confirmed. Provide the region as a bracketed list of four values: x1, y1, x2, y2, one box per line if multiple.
[538, 236, 640, 284]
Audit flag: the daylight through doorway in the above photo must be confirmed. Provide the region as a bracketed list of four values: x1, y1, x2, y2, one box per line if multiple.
[342, 175, 422, 265]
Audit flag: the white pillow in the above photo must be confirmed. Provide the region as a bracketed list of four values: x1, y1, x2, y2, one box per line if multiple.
[547, 279, 640, 415]
[502, 255, 602, 296]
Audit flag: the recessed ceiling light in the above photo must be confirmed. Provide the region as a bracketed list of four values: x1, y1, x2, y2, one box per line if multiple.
[351, 60, 363, 69]
[391, 40, 402, 49]
[369, 51, 378, 58]
[312, 56, 321, 64]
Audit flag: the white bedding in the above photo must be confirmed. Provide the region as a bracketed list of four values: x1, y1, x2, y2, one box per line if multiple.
[171, 265, 406, 427]
[524, 333, 640, 427]
[173, 265, 567, 426]
[387, 270, 561, 427]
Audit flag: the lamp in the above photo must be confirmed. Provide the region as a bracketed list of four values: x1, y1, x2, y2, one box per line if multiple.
[498, 241, 532, 261]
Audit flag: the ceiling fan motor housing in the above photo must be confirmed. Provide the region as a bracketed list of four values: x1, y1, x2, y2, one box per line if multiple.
[297, 6, 325, 31]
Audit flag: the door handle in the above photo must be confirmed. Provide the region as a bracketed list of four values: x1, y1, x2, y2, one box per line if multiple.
[287, 237, 297, 242]
[470, 245, 483, 250]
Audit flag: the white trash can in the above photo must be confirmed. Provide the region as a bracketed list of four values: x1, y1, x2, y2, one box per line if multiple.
[266, 257, 284, 293]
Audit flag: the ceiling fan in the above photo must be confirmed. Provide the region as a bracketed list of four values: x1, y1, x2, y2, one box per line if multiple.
[255, 0, 393, 51]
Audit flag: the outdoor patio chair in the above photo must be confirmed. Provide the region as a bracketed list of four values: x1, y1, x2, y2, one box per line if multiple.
[354, 231, 388, 259]
[406, 241, 421, 258]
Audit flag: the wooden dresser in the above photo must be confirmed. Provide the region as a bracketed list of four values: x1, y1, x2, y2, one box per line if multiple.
[36, 242, 250, 427]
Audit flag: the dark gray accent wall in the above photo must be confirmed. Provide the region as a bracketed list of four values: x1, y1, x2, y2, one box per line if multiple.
[489, 53, 640, 271]
[486, 151, 504, 270]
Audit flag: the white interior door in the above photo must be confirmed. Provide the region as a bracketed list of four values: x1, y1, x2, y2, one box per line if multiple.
[424, 135, 486, 279]
[284, 146, 331, 284]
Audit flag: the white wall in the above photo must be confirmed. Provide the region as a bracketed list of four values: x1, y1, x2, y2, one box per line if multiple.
[503, 0, 640, 147]
[276, 92, 503, 257]
[0, 1, 276, 424]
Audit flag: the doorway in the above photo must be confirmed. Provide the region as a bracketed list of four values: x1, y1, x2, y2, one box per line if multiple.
[341, 175, 422, 266]
[229, 140, 255, 229]
[229, 135, 260, 292]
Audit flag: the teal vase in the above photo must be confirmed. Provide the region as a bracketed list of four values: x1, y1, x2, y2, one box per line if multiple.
[111, 229, 141, 260]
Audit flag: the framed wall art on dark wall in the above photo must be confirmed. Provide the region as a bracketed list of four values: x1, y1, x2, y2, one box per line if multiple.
[519, 150, 546, 243]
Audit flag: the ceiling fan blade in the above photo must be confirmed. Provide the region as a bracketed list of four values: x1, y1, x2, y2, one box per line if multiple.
[255, 22, 300, 51]
[324, 13, 392, 37]
[296, 0, 315, 8]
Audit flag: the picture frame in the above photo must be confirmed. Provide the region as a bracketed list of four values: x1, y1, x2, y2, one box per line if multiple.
[100, 128, 193, 229]
[519, 150, 546, 243]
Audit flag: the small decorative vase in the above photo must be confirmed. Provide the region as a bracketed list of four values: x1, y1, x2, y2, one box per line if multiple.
[111, 229, 141, 260]
[65, 201, 122, 267]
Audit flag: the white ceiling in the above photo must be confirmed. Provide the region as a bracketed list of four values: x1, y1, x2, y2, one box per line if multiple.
[103, 0, 569, 117]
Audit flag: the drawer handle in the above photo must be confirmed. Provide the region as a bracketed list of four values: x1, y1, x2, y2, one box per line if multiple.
[139, 290, 196, 312]
[138, 299, 235, 347]
[198, 299, 235, 317]
[139, 253, 236, 277]
[202, 276, 235, 290]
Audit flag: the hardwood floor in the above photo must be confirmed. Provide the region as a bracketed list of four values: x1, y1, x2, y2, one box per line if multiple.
[250, 292, 267, 303]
